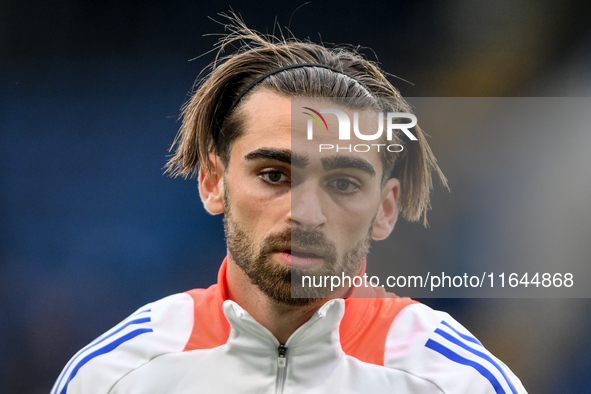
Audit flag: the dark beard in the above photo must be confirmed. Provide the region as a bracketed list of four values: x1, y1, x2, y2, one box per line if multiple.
[223, 192, 371, 307]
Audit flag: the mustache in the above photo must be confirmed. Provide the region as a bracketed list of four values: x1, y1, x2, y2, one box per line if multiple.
[261, 227, 337, 259]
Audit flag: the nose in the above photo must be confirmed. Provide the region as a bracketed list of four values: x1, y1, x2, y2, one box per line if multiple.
[290, 181, 326, 232]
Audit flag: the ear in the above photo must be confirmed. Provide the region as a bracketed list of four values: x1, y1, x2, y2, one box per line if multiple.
[198, 153, 225, 215]
[371, 178, 400, 240]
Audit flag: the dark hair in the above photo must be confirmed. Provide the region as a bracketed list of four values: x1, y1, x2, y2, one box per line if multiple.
[165, 18, 447, 224]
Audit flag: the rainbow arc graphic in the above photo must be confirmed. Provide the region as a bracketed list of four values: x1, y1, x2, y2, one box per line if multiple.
[302, 107, 328, 131]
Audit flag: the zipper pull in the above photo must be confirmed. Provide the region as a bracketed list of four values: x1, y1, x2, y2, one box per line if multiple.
[277, 345, 287, 368]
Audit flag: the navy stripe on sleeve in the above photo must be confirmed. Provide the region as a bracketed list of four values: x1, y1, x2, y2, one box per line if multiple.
[425, 339, 505, 394]
[53, 309, 153, 394]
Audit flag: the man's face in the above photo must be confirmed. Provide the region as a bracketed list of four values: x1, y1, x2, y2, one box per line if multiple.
[217, 90, 398, 305]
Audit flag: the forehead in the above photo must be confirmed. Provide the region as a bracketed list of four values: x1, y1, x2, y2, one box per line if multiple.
[236, 89, 384, 172]
[240, 89, 292, 146]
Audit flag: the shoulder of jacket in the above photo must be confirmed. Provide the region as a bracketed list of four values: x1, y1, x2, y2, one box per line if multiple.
[51, 292, 195, 394]
[383, 302, 528, 394]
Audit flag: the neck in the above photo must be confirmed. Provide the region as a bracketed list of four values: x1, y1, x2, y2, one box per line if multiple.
[225, 257, 335, 344]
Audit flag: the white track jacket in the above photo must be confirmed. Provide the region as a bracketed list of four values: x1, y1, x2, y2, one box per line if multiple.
[52, 258, 527, 394]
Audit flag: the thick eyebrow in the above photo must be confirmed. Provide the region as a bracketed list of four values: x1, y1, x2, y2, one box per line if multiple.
[320, 155, 376, 177]
[244, 148, 309, 168]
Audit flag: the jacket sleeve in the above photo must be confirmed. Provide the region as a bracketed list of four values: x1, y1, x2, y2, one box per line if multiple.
[50, 293, 194, 394]
[383, 303, 528, 394]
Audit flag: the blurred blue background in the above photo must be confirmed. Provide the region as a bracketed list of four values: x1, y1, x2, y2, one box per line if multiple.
[1, 1, 591, 392]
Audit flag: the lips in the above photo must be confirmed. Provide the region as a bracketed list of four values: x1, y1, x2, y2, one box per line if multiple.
[288, 250, 322, 258]
[274, 246, 325, 269]
[283, 246, 325, 259]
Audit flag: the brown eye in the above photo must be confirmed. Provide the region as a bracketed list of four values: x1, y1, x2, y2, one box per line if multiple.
[329, 179, 359, 193]
[336, 180, 351, 191]
[261, 171, 288, 184]
[268, 173, 282, 182]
